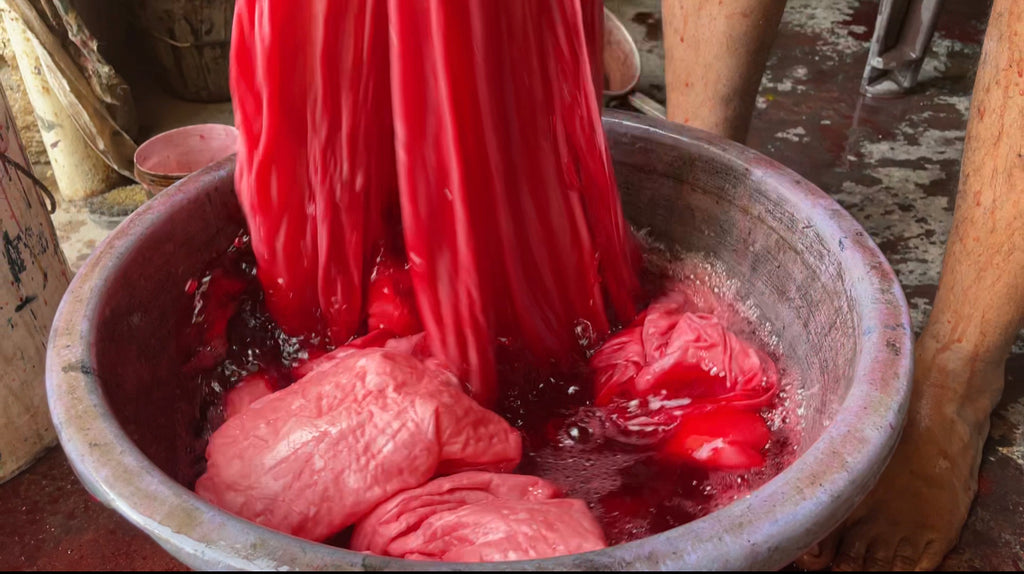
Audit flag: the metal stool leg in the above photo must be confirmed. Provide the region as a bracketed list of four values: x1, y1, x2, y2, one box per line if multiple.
[861, 0, 946, 97]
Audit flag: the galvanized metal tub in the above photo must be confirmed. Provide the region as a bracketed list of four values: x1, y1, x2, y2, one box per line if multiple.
[46, 111, 913, 570]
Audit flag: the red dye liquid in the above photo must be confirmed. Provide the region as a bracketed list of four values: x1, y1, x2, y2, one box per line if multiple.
[181, 231, 312, 441]
[183, 237, 801, 547]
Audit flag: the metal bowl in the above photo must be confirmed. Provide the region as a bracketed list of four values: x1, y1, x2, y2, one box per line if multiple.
[47, 112, 912, 570]
[603, 8, 641, 97]
[134, 123, 238, 197]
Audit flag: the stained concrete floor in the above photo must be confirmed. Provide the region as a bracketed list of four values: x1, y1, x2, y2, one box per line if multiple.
[2, 0, 1022, 571]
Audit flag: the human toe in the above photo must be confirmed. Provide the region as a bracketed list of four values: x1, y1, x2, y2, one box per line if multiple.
[794, 532, 840, 570]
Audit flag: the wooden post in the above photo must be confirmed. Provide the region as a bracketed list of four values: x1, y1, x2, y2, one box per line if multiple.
[1, 8, 120, 201]
[0, 79, 70, 483]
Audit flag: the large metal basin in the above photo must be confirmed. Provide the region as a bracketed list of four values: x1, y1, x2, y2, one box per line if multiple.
[46, 112, 912, 570]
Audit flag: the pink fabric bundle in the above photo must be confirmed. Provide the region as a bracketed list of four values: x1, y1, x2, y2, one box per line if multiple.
[352, 472, 607, 561]
[197, 348, 521, 541]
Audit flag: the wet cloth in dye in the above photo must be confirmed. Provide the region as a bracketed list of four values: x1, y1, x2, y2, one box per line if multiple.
[196, 349, 521, 541]
[590, 289, 779, 470]
[352, 472, 607, 561]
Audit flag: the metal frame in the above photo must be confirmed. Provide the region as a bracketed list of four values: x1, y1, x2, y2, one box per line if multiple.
[861, 0, 946, 97]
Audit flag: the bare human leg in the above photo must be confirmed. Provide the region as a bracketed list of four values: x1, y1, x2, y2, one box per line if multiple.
[661, 0, 787, 142]
[798, 1, 1024, 570]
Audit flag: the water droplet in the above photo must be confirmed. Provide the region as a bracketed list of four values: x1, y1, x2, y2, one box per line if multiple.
[574, 318, 596, 348]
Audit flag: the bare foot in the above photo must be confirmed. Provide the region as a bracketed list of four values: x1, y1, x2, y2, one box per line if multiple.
[796, 332, 1006, 571]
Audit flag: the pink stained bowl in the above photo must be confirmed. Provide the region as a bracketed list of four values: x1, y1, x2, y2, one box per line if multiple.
[134, 124, 238, 197]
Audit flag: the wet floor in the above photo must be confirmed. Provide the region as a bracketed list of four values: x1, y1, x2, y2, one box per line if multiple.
[3, 0, 1022, 570]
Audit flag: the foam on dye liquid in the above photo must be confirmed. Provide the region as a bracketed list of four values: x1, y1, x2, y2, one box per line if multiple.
[183, 230, 804, 547]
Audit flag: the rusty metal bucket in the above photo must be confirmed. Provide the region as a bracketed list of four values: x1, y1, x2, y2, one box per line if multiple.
[45, 111, 913, 570]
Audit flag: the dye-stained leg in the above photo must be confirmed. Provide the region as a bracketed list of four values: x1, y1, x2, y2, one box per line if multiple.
[798, 1, 1024, 570]
[661, 0, 788, 142]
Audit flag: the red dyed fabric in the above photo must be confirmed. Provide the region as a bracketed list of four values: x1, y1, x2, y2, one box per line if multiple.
[196, 349, 521, 541]
[589, 292, 778, 470]
[389, 0, 639, 406]
[231, 0, 636, 404]
[580, 0, 605, 98]
[286, 331, 429, 384]
[223, 372, 274, 420]
[231, 0, 397, 343]
[592, 312, 778, 408]
[367, 251, 422, 337]
[660, 406, 773, 470]
[352, 472, 606, 562]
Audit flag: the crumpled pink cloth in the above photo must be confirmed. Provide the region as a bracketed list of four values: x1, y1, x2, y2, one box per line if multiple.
[222, 372, 274, 420]
[196, 349, 521, 541]
[352, 471, 607, 562]
[589, 291, 779, 470]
